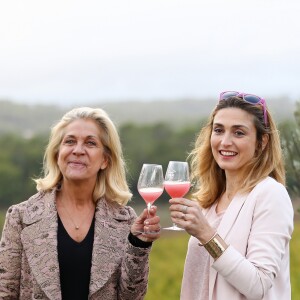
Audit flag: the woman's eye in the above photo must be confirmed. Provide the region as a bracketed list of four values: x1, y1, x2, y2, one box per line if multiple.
[213, 127, 223, 134]
[86, 141, 97, 147]
[64, 139, 75, 144]
[235, 130, 245, 137]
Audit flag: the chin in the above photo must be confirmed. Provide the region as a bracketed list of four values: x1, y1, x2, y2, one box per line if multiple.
[217, 163, 237, 172]
[65, 173, 88, 181]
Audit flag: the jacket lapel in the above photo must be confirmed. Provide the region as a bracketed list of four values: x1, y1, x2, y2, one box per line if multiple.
[21, 192, 133, 298]
[89, 198, 133, 296]
[217, 193, 247, 239]
[21, 189, 62, 300]
[208, 193, 247, 299]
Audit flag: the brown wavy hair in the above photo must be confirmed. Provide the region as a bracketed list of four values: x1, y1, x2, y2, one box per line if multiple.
[189, 97, 285, 208]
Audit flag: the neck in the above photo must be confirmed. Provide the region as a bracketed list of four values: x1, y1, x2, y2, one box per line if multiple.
[59, 180, 95, 207]
[216, 175, 240, 213]
[224, 173, 242, 199]
[57, 182, 96, 231]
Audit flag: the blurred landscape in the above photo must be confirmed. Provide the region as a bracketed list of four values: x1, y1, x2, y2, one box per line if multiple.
[1, 97, 296, 136]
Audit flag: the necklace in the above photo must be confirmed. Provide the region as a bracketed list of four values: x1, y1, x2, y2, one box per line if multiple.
[60, 200, 95, 230]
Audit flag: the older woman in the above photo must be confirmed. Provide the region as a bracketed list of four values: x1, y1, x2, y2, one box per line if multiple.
[169, 92, 294, 300]
[0, 107, 161, 300]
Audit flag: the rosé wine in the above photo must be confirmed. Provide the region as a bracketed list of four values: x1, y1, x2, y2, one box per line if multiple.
[138, 187, 164, 204]
[164, 181, 191, 198]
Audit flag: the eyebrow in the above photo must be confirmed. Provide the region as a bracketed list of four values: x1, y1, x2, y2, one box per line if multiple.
[213, 123, 250, 130]
[64, 134, 100, 139]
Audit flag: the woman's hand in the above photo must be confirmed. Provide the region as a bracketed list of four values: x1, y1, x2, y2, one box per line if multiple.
[169, 198, 215, 244]
[131, 206, 161, 242]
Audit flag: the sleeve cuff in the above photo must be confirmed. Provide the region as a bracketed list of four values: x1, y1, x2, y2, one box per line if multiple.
[128, 232, 153, 249]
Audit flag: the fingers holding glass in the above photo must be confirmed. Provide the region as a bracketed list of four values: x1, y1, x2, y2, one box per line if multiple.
[144, 215, 161, 237]
[131, 208, 161, 241]
[182, 205, 188, 214]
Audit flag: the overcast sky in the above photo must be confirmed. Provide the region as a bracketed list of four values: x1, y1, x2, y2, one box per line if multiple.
[0, 0, 299, 105]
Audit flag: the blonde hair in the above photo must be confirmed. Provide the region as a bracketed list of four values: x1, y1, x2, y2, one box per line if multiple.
[34, 107, 132, 205]
[189, 97, 285, 208]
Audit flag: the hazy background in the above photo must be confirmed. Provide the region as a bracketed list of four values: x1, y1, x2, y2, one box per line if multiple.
[1, 0, 299, 106]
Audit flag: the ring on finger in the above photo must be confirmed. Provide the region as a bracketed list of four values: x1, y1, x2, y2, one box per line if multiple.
[182, 205, 188, 214]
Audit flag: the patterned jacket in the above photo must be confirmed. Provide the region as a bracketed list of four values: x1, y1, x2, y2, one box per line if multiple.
[0, 189, 151, 299]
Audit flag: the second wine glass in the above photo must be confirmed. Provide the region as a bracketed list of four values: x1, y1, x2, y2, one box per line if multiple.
[164, 161, 191, 231]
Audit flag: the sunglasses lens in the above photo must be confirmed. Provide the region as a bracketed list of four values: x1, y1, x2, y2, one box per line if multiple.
[243, 95, 261, 104]
[220, 91, 239, 100]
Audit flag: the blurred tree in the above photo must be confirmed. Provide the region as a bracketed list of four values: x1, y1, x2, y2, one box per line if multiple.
[1, 111, 299, 210]
[120, 121, 204, 203]
[279, 101, 300, 196]
[0, 134, 46, 208]
[0, 160, 22, 207]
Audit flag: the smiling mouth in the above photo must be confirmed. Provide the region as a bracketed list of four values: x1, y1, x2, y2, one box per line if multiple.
[68, 161, 86, 167]
[220, 150, 237, 157]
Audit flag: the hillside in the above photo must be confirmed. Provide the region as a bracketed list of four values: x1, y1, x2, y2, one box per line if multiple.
[0, 97, 297, 136]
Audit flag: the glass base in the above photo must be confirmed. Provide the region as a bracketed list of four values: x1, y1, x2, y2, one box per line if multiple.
[135, 230, 161, 235]
[163, 225, 184, 231]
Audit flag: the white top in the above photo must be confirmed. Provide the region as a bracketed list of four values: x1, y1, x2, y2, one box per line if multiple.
[181, 202, 224, 300]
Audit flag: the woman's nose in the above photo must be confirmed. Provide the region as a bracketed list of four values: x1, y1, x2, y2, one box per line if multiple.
[221, 133, 233, 146]
[72, 142, 85, 154]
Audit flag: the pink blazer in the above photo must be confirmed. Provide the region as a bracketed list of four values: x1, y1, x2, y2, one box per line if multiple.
[181, 177, 294, 300]
[0, 189, 151, 300]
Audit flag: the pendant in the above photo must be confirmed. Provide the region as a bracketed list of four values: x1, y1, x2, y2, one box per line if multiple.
[75, 226, 79, 230]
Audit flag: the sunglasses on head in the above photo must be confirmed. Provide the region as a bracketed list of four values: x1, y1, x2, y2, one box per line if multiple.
[219, 91, 268, 126]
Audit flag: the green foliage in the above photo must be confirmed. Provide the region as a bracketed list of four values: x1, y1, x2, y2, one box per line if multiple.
[0, 210, 5, 232]
[120, 122, 201, 203]
[145, 233, 189, 300]
[0, 134, 47, 208]
[279, 103, 300, 196]
[2, 109, 300, 204]
[0, 122, 203, 208]
[0, 100, 63, 136]
[0, 98, 296, 136]
[291, 222, 300, 299]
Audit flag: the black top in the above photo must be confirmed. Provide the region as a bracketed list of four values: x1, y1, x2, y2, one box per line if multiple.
[57, 214, 95, 300]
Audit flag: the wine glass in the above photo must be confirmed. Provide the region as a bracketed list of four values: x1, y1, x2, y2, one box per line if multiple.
[163, 161, 191, 231]
[137, 164, 164, 233]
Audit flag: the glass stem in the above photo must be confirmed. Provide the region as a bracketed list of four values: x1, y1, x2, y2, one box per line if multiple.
[147, 203, 152, 218]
